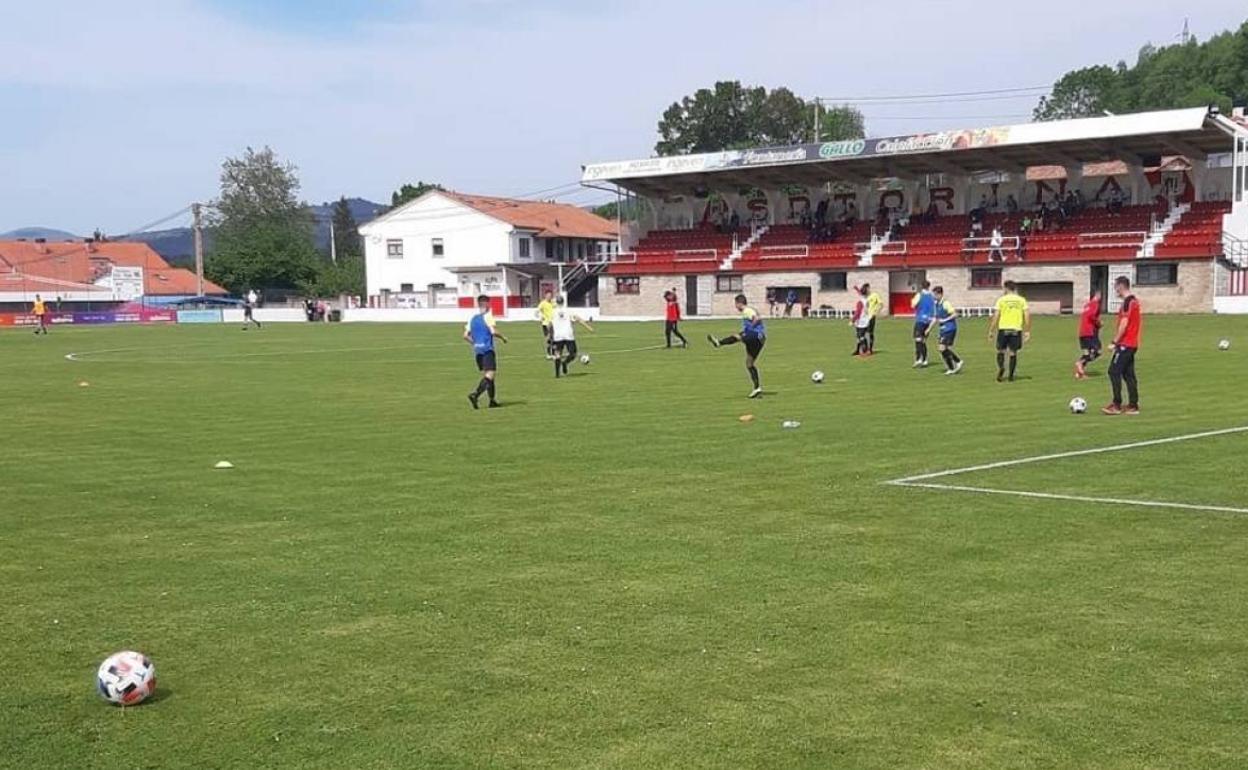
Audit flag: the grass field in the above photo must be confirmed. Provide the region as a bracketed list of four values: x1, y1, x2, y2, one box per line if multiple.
[2, 313, 1247, 769]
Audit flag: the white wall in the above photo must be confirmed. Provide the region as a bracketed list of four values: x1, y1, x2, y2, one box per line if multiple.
[360, 192, 514, 297]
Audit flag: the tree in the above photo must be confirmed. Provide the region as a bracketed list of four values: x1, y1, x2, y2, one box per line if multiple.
[206, 146, 321, 293]
[330, 197, 361, 260]
[591, 199, 643, 222]
[311, 253, 365, 297]
[390, 181, 444, 209]
[1035, 21, 1248, 121]
[655, 81, 865, 155]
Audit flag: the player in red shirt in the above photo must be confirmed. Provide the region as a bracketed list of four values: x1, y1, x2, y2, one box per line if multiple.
[1074, 289, 1102, 379]
[1102, 276, 1142, 415]
[663, 289, 688, 348]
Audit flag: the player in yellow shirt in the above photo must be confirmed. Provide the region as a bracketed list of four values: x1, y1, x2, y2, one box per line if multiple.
[31, 294, 49, 335]
[536, 290, 557, 359]
[986, 280, 1031, 382]
[708, 294, 766, 398]
[863, 283, 883, 353]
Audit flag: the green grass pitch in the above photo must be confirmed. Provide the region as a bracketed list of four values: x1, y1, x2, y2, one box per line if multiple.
[2, 314, 1247, 769]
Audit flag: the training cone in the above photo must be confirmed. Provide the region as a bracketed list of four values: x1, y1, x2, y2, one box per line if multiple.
[739, 414, 755, 423]
[214, 461, 235, 470]
[78, 381, 90, 388]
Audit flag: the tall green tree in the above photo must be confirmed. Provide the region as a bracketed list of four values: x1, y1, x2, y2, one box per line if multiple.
[655, 81, 864, 155]
[330, 197, 361, 260]
[1035, 20, 1248, 120]
[390, 181, 445, 209]
[206, 146, 321, 293]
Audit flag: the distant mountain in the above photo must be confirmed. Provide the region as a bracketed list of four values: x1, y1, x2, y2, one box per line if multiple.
[113, 198, 387, 266]
[0, 226, 82, 241]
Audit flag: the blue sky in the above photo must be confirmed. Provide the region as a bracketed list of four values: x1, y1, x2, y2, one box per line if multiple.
[1, 0, 1244, 235]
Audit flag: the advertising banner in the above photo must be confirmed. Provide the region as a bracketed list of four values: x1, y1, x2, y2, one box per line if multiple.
[0, 308, 176, 327]
[176, 309, 223, 324]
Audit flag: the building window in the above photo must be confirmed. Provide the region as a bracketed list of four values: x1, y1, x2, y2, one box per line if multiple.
[819, 271, 848, 291]
[546, 239, 555, 260]
[386, 239, 404, 259]
[971, 267, 1002, 288]
[1136, 263, 1178, 286]
[555, 240, 565, 260]
[518, 237, 531, 259]
[615, 276, 640, 295]
[716, 275, 744, 293]
[400, 283, 414, 293]
[431, 238, 445, 258]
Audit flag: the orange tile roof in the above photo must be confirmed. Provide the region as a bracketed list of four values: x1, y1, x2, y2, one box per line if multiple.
[441, 191, 619, 239]
[0, 240, 226, 296]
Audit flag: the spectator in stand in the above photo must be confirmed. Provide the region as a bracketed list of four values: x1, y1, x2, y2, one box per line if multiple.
[968, 204, 985, 236]
[989, 226, 1005, 262]
[1034, 208, 1046, 233]
[844, 200, 858, 227]
[923, 199, 939, 224]
[1074, 188, 1087, 211]
[1020, 214, 1033, 235]
[729, 210, 741, 233]
[815, 199, 829, 227]
[1107, 186, 1124, 215]
[1006, 194, 1019, 214]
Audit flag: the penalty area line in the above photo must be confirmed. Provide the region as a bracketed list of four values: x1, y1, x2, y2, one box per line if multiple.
[885, 425, 1248, 515]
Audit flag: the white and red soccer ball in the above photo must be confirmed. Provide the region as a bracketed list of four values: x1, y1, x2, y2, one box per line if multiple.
[96, 651, 156, 706]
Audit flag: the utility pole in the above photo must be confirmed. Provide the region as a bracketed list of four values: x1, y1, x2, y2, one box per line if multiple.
[813, 98, 822, 143]
[192, 202, 204, 297]
[329, 218, 337, 264]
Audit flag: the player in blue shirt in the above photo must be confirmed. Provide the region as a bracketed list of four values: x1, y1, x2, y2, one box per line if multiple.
[910, 280, 936, 368]
[708, 293, 766, 398]
[926, 286, 963, 375]
[464, 295, 509, 410]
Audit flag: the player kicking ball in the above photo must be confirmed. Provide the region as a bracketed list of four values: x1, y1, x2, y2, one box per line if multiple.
[550, 297, 593, 378]
[1074, 289, 1102, 379]
[464, 295, 508, 410]
[707, 293, 765, 399]
[927, 286, 963, 374]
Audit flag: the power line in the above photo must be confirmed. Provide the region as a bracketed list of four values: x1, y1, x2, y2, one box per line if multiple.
[817, 85, 1049, 103]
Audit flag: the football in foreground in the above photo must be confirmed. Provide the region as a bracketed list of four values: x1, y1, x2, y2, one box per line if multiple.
[1069, 397, 1088, 414]
[97, 651, 157, 706]
[811, 370, 825, 384]
[1219, 339, 1231, 351]
[579, 354, 591, 365]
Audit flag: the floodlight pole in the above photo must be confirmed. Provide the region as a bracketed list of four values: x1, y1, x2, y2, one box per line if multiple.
[813, 98, 822, 143]
[192, 202, 204, 297]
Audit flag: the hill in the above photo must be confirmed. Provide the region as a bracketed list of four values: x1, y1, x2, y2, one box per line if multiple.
[0, 226, 82, 242]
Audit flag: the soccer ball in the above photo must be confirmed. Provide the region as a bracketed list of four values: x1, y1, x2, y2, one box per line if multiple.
[579, 354, 591, 365]
[1069, 397, 1088, 414]
[811, 371, 825, 384]
[97, 651, 157, 706]
[1218, 339, 1231, 351]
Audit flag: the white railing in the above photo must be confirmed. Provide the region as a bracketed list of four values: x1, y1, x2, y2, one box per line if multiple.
[1077, 231, 1147, 249]
[962, 236, 1021, 254]
[674, 248, 719, 262]
[1224, 234, 1248, 268]
[861, 240, 908, 255]
[759, 244, 810, 259]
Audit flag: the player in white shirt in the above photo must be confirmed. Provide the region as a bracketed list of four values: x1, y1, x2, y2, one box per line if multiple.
[550, 297, 594, 378]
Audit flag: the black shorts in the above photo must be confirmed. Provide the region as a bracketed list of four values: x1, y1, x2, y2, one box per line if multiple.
[939, 329, 957, 347]
[541, 324, 553, 339]
[997, 331, 1023, 352]
[1080, 335, 1102, 353]
[555, 339, 578, 356]
[867, 318, 876, 334]
[475, 351, 498, 371]
[743, 336, 765, 359]
[913, 322, 930, 340]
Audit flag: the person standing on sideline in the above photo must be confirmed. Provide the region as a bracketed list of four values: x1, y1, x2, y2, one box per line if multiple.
[864, 283, 883, 353]
[663, 290, 688, 348]
[784, 288, 798, 317]
[465, 295, 508, 409]
[707, 294, 766, 399]
[850, 286, 872, 356]
[242, 289, 262, 330]
[536, 289, 557, 359]
[551, 297, 594, 378]
[31, 294, 49, 335]
[1102, 277, 1142, 415]
[910, 281, 936, 367]
[927, 286, 963, 374]
[1074, 289, 1103, 379]
[987, 280, 1030, 382]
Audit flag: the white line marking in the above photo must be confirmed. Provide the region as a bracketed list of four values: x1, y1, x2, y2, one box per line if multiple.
[887, 425, 1248, 515]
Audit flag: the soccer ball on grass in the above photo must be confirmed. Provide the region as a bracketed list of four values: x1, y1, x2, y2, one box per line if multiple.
[579, 354, 591, 365]
[811, 371, 825, 384]
[1069, 397, 1088, 414]
[1218, 339, 1231, 351]
[97, 650, 157, 706]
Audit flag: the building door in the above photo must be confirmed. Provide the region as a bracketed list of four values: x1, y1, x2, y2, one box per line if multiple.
[888, 270, 926, 316]
[685, 275, 698, 316]
[1090, 265, 1109, 312]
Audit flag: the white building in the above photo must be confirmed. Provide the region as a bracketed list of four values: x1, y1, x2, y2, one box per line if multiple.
[359, 190, 618, 312]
